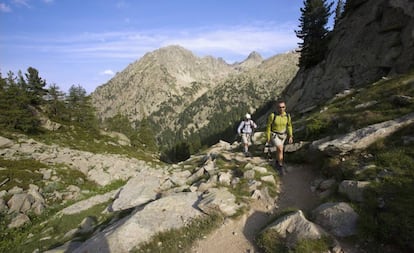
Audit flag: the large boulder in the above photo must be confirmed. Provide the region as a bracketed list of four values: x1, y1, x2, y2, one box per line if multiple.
[312, 202, 359, 237]
[198, 188, 240, 216]
[73, 192, 203, 253]
[110, 174, 162, 211]
[261, 210, 328, 248]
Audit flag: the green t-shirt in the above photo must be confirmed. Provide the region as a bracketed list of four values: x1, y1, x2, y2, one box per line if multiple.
[266, 112, 293, 141]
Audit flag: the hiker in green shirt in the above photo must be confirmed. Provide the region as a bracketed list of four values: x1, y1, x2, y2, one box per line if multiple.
[266, 101, 293, 175]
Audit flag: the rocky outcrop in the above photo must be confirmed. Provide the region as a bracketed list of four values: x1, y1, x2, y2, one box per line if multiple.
[285, 0, 414, 113]
[312, 112, 414, 155]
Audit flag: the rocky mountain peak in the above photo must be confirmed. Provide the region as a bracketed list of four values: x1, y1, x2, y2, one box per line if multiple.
[247, 51, 263, 61]
[235, 51, 264, 70]
[91, 45, 236, 122]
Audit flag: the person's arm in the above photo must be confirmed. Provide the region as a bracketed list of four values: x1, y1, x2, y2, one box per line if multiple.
[237, 121, 244, 135]
[252, 120, 257, 130]
[265, 114, 273, 142]
[287, 114, 293, 143]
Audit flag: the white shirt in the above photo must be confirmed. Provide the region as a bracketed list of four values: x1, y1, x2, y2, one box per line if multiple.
[237, 119, 257, 134]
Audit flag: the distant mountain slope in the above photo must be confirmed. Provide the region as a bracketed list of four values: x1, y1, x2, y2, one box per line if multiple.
[159, 51, 299, 147]
[91, 45, 299, 149]
[91, 45, 236, 122]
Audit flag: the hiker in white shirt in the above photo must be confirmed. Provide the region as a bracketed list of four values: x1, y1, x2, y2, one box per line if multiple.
[237, 113, 257, 156]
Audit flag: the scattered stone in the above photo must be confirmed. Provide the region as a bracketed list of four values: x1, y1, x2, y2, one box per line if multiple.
[186, 168, 206, 184]
[243, 170, 255, 180]
[338, 180, 370, 202]
[32, 201, 46, 215]
[170, 170, 192, 186]
[8, 213, 30, 228]
[252, 166, 267, 174]
[8, 186, 23, 195]
[319, 178, 336, 191]
[218, 172, 232, 185]
[198, 188, 239, 216]
[0, 136, 14, 148]
[260, 175, 276, 185]
[7, 193, 33, 214]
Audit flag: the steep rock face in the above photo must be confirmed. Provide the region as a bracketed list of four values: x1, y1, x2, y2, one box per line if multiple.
[91, 45, 235, 122]
[284, 0, 414, 113]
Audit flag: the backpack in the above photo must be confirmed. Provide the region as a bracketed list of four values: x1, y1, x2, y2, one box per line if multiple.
[241, 120, 251, 133]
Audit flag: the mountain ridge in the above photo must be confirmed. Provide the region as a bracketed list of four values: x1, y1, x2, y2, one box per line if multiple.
[91, 45, 299, 150]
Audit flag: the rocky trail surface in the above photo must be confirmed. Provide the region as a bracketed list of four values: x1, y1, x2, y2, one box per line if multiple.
[192, 163, 320, 253]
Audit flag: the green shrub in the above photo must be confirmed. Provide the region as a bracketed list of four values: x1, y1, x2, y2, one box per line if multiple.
[295, 236, 332, 253]
[256, 229, 288, 253]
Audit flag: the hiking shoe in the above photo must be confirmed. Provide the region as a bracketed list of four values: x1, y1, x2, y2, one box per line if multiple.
[277, 163, 285, 176]
[279, 164, 287, 174]
[244, 152, 251, 157]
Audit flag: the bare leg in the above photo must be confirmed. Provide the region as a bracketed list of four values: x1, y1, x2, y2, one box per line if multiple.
[276, 144, 284, 166]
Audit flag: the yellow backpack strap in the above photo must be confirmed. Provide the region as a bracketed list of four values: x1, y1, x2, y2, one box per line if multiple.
[270, 112, 276, 130]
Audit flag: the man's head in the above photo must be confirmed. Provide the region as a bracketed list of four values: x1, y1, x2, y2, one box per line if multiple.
[276, 101, 286, 113]
[245, 113, 251, 120]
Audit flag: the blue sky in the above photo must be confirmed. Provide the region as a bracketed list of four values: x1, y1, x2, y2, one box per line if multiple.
[0, 0, 326, 94]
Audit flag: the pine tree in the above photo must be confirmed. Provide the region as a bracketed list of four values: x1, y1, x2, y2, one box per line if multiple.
[334, 0, 345, 28]
[66, 85, 98, 129]
[0, 71, 40, 132]
[25, 67, 47, 106]
[45, 83, 66, 120]
[295, 0, 333, 68]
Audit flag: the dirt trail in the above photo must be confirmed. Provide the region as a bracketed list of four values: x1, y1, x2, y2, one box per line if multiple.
[191, 163, 320, 253]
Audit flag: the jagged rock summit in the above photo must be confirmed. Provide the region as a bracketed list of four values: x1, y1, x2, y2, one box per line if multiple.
[236, 51, 264, 70]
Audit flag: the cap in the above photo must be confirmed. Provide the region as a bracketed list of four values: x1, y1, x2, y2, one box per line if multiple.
[245, 113, 251, 119]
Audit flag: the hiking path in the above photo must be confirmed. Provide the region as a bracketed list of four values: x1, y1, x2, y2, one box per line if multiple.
[191, 162, 319, 253]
